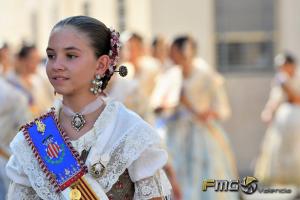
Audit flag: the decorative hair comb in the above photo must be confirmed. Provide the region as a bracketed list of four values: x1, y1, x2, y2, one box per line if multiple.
[114, 65, 128, 77]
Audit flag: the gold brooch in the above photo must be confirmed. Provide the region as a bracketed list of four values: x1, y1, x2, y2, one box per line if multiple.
[35, 120, 46, 134]
[90, 162, 105, 178]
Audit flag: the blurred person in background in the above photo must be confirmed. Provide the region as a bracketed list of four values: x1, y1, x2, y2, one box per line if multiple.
[151, 35, 172, 71]
[0, 42, 30, 200]
[7, 44, 54, 117]
[0, 42, 13, 76]
[109, 32, 160, 122]
[150, 35, 182, 115]
[150, 35, 183, 200]
[165, 35, 238, 200]
[256, 53, 300, 188]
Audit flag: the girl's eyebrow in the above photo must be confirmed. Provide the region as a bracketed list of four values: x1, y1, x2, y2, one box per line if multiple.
[46, 46, 81, 52]
[46, 47, 54, 51]
[64, 46, 81, 52]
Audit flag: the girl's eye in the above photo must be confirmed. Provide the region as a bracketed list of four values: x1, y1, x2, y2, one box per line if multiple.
[67, 54, 78, 59]
[47, 54, 55, 59]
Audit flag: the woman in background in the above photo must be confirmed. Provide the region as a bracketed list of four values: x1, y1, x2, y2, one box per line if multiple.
[256, 53, 300, 186]
[165, 36, 238, 200]
[7, 45, 54, 117]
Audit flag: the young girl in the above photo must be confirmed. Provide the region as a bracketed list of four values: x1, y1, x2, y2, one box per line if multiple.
[6, 16, 171, 200]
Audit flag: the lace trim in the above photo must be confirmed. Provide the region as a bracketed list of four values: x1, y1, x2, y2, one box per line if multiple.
[93, 99, 117, 136]
[71, 128, 96, 153]
[98, 123, 160, 192]
[10, 133, 62, 200]
[7, 182, 42, 200]
[134, 170, 172, 200]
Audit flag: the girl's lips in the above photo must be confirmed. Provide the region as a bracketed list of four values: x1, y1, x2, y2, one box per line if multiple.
[53, 77, 69, 80]
[51, 77, 70, 84]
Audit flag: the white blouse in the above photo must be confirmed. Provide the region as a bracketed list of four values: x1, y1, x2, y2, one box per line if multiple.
[6, 99, 171, 200]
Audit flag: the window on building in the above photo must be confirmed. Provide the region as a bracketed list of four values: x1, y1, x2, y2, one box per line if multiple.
[215, 0, 276, 72]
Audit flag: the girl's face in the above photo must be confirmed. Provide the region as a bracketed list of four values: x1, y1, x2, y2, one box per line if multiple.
[46, 26, 108, 96]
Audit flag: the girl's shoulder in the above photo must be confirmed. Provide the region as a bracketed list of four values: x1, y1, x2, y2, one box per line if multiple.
[101, 99, 160, 144]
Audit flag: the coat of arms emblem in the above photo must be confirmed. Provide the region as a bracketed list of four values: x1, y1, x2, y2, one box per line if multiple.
[43, 135, 62, 159]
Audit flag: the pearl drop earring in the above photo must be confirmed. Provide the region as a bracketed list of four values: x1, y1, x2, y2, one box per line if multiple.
[90, 74, 103, 95]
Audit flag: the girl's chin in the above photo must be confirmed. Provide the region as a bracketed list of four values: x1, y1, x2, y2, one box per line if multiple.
[53, 88, 71, 96]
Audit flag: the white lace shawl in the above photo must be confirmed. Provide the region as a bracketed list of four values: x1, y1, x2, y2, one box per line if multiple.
[6, 99, 171, 199]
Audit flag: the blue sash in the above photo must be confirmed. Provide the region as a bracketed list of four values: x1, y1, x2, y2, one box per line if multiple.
[21, 108, 87, 192]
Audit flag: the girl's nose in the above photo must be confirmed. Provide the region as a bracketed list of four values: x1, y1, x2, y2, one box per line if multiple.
[51, 58, 66, 71]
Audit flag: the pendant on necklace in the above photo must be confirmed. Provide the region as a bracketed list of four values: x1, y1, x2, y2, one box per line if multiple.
[71, 113, 86, 132]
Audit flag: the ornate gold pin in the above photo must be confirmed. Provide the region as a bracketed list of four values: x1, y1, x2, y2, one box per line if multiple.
[35, 120, 46, 134]
[90, 162, 105, 178]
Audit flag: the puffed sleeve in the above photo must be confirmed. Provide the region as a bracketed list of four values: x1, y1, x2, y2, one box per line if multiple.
[6, 155, 30, 186]
[128, 146, 172, 200]
[6, 155, 40, 199]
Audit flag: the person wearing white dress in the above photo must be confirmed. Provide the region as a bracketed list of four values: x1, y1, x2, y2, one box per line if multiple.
[0, 42, 13, 76]
[6, 16, 171, 200]
[256, 53, 300, 186]
[6, 45, 55, 117]
[164, 36, 238, 200]
[0, 42, 31, 200]
[150, 36, 183, 200]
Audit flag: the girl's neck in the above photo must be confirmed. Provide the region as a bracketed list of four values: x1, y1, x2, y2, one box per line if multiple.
[62, 93, 101, 113]
[60, 93, 106, 140]
[60, 103, 105, 140]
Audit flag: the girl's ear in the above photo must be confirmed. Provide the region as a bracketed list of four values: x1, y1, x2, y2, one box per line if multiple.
[96, 55, 110, 75]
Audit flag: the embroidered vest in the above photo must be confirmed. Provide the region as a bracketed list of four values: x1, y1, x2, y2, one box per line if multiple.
[106, 170, 134, 200]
